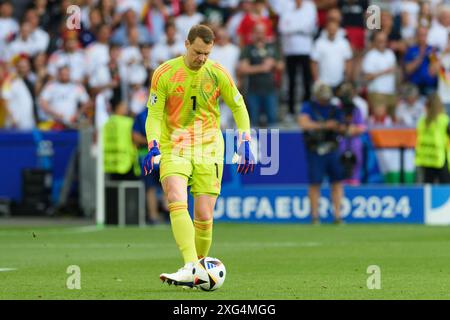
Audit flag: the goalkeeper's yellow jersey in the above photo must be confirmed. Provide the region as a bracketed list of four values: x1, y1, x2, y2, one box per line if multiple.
[145, 56, 250, 161]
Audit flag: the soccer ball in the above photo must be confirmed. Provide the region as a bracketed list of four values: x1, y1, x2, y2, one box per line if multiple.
[193, 257, 226, 291]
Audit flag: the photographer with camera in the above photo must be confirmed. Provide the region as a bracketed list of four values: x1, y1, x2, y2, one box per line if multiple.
[336, 82, 367, 186]
[298, 82, 345, 225]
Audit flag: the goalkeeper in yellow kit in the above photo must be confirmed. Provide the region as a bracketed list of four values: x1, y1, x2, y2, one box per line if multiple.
[142, 24, 255, 288]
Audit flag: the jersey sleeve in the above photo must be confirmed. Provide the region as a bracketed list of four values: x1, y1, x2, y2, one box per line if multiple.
[145, 63, 170, 147]
[214, 64, 251, 135]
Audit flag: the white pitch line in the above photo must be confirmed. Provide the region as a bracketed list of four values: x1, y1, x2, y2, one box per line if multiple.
[0, 241, 321, 249]
[64, 226, 105, 233]
[0, 268, 17, 272]
[0, 225, 104, 237]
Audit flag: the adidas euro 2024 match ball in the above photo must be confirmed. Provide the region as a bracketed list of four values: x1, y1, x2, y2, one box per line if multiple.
[193, 257, 226, 291]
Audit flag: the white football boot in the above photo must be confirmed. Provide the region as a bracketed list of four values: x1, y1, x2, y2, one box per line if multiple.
[160, 262, 195, 288]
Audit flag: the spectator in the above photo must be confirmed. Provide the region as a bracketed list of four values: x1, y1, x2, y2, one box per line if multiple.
[79, 7, 104, 48]
[0, 63, 7, 127]
[415, 93, 450, 183]
[111, 8, 153, 46]
[0, 1, 19, 61]
[30, 0, 53, 31]
[210, 27, 241, 129]
[128, 70, 148, 116]
[298, 82, 344, 224]
[362, 31, 397, 119]
[368, 103, 394, 127]
[319, 7, 347, 40]
[311, 19, 353, 91]
[39, 66, 90, 130]
[85, 24, 114, 96]
[210, 27, 240, 84]
[427, 4, 450, 52]
[14, 54, 40, 124]
[6, 21, 40, 62]
[1, 56, 35, 130]
[132, 108, 167, 224]
[150, 22, 184, 70]
[381, 9, 406, 56]
[227, 0, 253, 45]
[237, 0, 274, 47]
[140, 42, 153, 85]
[339, 0, 369, 82]
[24, 8, 49, 54]
[141, 0, 169, 45]
[339, 0, 369, 52]
[239, 23, 283, 127]
[337, 82, 367, 185]
[418, 0, 433, 29]
[98, 0, 122, 29]
[404, 26, 438, 95]
[198, 0, 232, 28]
[32, 52, 49, 97]
[175, 0, 205, 40]
[47, 30, 87, 83]
[108, 43, 125, 104]
[314, 0, 338, 29]
[278, 0, 317, 120]
[45, 0, 73, 52]
[433, 34, 450, 114]
[400, 0, 420, 42]
[396, 83, 426, 126]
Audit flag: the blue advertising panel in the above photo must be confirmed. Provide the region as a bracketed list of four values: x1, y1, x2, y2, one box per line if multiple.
[211, 186, 424, 224]
[425, 186, 450, 225]
[0, 130, 78, 201]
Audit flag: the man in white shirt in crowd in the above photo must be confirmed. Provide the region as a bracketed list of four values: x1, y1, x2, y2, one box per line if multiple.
[47, 31, 86, 84]
[210, 26, 241, 129]
[427, 4, 450, 52]
[311, 19, 353, 91]
[150, 22, 185, 70]
[175, 0, 205, 40]
[1, 55, 35, 130]
[85, 23, 114, 95]
[119, 25, 148, 101]
[278, 0, 317, 120]
[362, 31, 398, 119]
[6, 21, 40, 62]
[39, 66, 90, 129]
[0, 1, 19, 61]
[24, 8, 49, 54]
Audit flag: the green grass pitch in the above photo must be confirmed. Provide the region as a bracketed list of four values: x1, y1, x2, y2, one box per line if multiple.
[1, 223, 450, 299]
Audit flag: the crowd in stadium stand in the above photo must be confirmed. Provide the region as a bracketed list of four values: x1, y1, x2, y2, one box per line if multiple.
[0, 0, 449, 130]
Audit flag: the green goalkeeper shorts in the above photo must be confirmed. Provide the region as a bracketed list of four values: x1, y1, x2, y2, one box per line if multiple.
[159, 154, 224, 196]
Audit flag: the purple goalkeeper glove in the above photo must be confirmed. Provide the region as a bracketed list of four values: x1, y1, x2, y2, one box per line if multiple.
[143, 140, 161, 175]
[234, 133, 255, 175]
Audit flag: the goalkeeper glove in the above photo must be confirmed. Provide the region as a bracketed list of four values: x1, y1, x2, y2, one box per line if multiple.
[234, 133, 255, 175]
[143, 140, 161, 175]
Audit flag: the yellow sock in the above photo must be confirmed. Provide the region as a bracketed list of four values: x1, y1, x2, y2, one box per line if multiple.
[168, 202, 198, 264]
[194, 219, 213, 259]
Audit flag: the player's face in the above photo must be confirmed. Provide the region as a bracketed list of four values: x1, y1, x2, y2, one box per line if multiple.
[185, 37, 213, 70]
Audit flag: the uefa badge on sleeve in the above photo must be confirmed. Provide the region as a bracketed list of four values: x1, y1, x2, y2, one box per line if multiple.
[150, 93, 158, 106]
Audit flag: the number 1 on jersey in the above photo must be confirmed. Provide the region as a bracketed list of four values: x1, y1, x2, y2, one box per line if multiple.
[191, 96, 197, 111]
